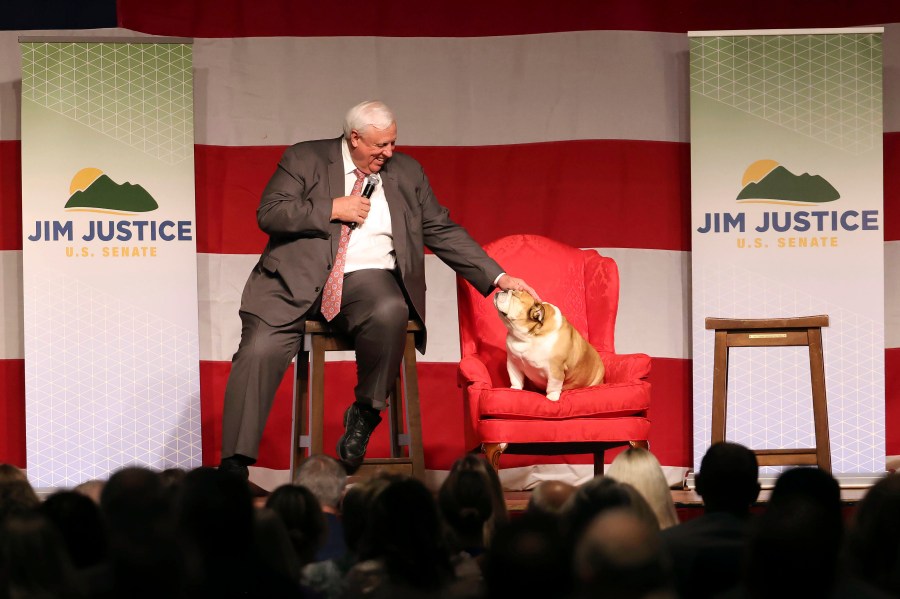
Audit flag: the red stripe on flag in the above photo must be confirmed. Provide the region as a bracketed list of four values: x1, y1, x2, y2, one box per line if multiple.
[0, 141, 21, 252]
[0, 359, 25, 468]
[886, 132, 900, 242]
[118, 0, 900, 38]
[196, 140, 692, 254]
[887, 348, 900, 457]
[6, 134, 899, 254]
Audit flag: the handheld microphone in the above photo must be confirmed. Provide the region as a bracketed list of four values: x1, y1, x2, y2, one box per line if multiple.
[350, 174, 379, 229]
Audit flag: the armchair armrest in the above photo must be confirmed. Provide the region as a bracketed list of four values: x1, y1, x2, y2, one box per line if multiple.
[600, 352, 652, 383]
[457, 354, 494, 388]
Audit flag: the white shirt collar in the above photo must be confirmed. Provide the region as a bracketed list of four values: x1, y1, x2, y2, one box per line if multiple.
[341, 138, 357, 176]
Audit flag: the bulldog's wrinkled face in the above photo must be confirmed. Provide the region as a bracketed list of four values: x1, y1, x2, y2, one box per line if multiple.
[494, 290, 544, 330]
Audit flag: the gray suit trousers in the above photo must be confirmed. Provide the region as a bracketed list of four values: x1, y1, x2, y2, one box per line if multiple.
[221, 269, 409, 462]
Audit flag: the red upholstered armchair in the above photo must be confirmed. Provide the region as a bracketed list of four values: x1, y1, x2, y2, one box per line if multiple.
[456, 234, 651, 475]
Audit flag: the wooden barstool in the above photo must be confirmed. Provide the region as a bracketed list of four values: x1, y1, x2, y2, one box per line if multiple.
[290, 319, 425, 483]
[705, 315, 831, 472]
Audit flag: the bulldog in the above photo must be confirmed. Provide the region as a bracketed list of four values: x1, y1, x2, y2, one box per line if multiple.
[493, 289, 605, 401]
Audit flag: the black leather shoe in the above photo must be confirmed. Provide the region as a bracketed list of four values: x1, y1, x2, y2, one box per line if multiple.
[337, 403, 382, 473]
[218, 455, 251, 480]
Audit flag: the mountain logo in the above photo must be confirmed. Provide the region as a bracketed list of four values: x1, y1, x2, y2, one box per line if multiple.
[65, 168, 159, 214]
[736, 160, 840, 205]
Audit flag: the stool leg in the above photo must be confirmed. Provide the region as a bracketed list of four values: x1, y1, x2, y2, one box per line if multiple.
[711, 330, 729, 445]
[808, 327, 832, 472]
[290, 345, 311, 484]
[309, 336, 326, 456]
[402, 331, 425, 480]
[388, 374, 402, 458]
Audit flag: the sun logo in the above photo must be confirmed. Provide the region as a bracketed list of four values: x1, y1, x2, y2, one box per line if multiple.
[69, 167, 105, 195]
[741, 159, 780, 187]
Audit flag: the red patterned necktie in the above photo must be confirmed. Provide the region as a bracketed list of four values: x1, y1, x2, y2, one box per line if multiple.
[321, 168, 366, 321]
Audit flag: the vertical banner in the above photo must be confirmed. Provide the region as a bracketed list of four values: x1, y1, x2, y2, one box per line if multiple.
[20, 39, 201, 487]
[690, 29, 884, 474]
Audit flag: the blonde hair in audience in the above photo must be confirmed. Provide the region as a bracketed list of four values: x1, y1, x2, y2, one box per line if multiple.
[607, 447, 679, 529]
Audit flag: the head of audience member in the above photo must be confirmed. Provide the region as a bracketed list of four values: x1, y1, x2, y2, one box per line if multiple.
[159, 467, 187, 488]
[574, 508, 676, 599]
[0, 463, 39, 517]
[101, 466, 184, 596]
[357, 476, 454, 591]
[562, 476, 657, 547]
[295, 454, 347, 514]
[265, 483, 327, 567]
[0, 510, 79, 599]
[845, 472, 900, 595]
[176, 466, 253, 561]
[744, 467, 842, 599]
[0, 463, 29, 484]
[483, 513, 573, 599]
[39, 490, 108, 570]
[73, 479, 105, 504]
[253, 506, 303, 581]
[340, 475, 394, 558]
[0, 466, 40, 524]
[438, 454, 509, 554]
[694, 442, 760, 514]
[607, 447, 680, 529]
[526, 480, 576, 518]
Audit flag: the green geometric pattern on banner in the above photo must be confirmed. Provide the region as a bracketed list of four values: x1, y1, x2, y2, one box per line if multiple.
[21, 42, 193, 165]
[690, 34, 881, 154]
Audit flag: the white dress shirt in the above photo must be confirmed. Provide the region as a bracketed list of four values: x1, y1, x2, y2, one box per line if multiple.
[341, 141, 396, 273]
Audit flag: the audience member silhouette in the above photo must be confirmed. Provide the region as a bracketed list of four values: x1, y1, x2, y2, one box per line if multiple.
[525, 480, 575, 517]
[561, 475, 658, 550]
[0, 510, 82, 599]
[295, 454, 349, 561]
[174, 466, 302, 598]
[659, 441, 760, 599]
[844, 472, 900, 596]
[98, 466, 184, 598]
[482, 512, 573, 599]
[303, 475, 393, 599]
[266, 483, 327, 569]
[345, 476, 455, 597]
[607, 447, 679, 529]
[438, 454, 508, 559]
[737, 467, 887, 599]
[73, 479, 105, 504]
[0, 463, 40, 524]
[40, 490, 108, 571]
[573, 508, 676, 599]
[252, 506, 305, 584]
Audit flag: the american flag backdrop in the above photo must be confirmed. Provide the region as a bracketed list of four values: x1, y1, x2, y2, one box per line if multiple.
[1, 0, 899, 488]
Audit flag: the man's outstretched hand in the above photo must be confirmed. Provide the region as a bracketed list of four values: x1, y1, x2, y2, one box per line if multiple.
[497, 274, 541, 302]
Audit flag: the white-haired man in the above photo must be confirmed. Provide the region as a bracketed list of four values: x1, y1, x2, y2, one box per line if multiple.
[219, 100, 537, 476]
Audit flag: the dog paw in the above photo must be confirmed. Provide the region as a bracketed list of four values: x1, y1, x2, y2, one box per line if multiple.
[546, 391, 560, 401]
[510, 385, 524, 391]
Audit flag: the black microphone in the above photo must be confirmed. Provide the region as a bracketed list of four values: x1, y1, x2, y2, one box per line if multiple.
[350, 174, 378, 229]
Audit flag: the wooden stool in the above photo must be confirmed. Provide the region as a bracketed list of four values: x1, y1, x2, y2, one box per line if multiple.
[705, 315, 831, 472]
[290, 320, 425, 483]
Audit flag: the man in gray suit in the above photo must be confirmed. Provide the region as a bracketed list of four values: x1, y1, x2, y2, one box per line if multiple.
[219, 100, 537, 476]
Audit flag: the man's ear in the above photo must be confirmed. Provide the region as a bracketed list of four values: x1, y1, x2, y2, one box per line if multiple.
[529, 303, 544, 323]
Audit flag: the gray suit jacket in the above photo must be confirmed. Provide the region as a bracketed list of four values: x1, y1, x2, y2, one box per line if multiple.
[239, 137, 504, 351]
